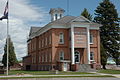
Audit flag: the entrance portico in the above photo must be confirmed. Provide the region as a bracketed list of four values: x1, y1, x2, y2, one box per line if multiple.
[70, 21, 91, 65]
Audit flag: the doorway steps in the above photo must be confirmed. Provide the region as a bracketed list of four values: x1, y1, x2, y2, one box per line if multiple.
[78, 64, 96, 72]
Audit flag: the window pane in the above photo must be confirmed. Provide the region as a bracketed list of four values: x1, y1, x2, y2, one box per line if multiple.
[75, 51, 80, 63]
[90, 52, 94, 60]
[55, 14, 57, 20]
[90, 34, 93, 43]
[59, 33, 64, 44]
[59, 51, 64, 60]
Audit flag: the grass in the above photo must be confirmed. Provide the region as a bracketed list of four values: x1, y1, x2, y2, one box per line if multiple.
[0, 70, 116, 79]
[98, 69, 120, 74]
[0, 75, 114, 79]
[9, 70, 49, 75]
[8, 70, 93, 75]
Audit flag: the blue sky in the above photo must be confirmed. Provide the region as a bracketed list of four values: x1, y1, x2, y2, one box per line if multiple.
[29, 0, 120, 16]
[0, 0, 119, 61]
[29, 0, 120, 26]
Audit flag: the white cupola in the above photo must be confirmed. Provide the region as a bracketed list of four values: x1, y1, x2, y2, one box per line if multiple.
[49, 8, 65, 21]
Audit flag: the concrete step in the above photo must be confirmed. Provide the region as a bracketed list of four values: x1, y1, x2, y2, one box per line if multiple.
[78, 64, 96, 72]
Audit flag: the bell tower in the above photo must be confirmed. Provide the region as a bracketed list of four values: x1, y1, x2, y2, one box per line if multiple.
[49, 8, 65, 21]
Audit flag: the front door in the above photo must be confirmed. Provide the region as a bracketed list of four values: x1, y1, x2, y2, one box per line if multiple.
[63, 62, 67, 71]
[75, 51, 80, 63]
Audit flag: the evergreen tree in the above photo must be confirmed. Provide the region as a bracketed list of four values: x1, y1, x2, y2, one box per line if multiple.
[94, 0, 120, 66]
[2, 36, 18, 68]
[100, 43, 107, 69]
[81, 8, 92, 21]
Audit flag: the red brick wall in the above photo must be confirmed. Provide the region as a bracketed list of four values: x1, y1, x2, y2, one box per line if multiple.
[23, 28, 100, 70]
[90, 30, 100, 64]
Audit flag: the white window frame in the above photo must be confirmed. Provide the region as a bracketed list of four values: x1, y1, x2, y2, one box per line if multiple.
[90, 52, 94, 61]
[39, 39, 41, 48]
[42, 39, 44, 47]
[59, 32, 64, 44]
[90, 34, 93, 44]
[42, 54, 44, 62]
[49, 53, 51, 62]
[45, 53, 47, 62]
[45, 37, 47, 46]
[59, 51, 64, 61]
[49, 35, 51, 44]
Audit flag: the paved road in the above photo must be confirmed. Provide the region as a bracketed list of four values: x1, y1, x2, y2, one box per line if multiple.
[0, 78, 119, 80]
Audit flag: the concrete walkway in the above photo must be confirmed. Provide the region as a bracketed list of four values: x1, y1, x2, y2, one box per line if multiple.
[90, 72, 120, 78]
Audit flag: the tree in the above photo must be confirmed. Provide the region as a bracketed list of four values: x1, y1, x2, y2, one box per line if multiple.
[81, 8, 92, 21]
[100, 43, 107, 69]
[94, 0, 120, 66]
[2, 36, 18, 68]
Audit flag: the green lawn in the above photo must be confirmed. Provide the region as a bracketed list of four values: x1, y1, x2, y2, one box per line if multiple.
[98, 69, 120, 74]
[8, 70, 93, 75]
[1, 69, 120, 76]
[9, 70, 50, 75]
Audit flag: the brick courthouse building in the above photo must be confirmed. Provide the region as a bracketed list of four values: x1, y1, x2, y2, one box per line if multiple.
[23, 8, 101, 71]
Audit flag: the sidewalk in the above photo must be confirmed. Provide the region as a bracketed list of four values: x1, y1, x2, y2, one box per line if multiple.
[90, 72, 120, 78]
[0, 73, 116, 78]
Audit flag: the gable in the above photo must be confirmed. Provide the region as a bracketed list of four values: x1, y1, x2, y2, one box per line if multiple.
[29, 27, 42, 36]
[71, 16, 91, 23]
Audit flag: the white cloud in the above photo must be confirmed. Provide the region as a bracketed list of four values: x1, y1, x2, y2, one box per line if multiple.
[0, 0, 47, 61]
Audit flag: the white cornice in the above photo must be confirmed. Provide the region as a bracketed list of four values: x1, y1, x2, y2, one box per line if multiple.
[29, 16, 101, 39]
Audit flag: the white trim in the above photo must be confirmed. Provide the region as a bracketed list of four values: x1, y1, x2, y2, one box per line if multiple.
[49, 53, 52, 62]
[45, 53, 47, 62]
[70, 16, 91, 23]
[45, 37, 47, 46]
[87, 27, 90, 64]
[90, 34, 94, 44]
[42, 54, 44, 62]
[59, 50, 64, 60]
[59, 32, 64, 44]
[71, 26, 75, 64]
[29, 22, 100, 39]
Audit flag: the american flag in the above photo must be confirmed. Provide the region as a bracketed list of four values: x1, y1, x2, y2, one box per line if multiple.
[0, 1, 8, 20]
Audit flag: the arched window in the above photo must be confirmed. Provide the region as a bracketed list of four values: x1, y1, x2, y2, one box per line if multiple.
[59, 51, 64, 60]
[90, 52, 94, 61]
[59, 32, 64, 44]
[60, 14, 62, 18]
[55, 14, 57, 20]
[75, 51, 80, 63]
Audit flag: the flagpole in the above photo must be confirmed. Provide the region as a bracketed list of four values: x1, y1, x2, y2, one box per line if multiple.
[6, 0, 9, 76]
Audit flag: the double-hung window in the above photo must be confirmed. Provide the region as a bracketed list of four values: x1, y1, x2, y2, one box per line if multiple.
[59, 32, 64, 44]
[59, 51, 64, 60]
[90, 34, 93, 44]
